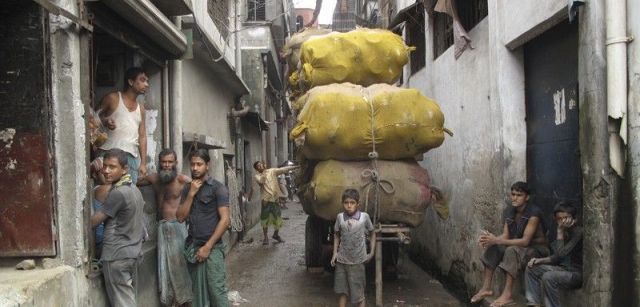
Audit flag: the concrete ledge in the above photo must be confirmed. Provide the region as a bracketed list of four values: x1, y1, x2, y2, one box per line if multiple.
[0, 265, 77, 307]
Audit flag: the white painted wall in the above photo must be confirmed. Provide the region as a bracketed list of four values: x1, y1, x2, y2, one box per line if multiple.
[181, 56, 236, 182]
[405, 0, 567, 295]
[500, 0, 566, 48]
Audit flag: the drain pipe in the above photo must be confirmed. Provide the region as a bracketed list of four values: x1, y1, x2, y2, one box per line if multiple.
[605, 0, 632, 177]
[235, 0, 242, 78]
[171, 16, 184, 172]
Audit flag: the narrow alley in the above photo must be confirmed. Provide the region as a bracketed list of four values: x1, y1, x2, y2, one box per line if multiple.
[226, 202, 462, 307]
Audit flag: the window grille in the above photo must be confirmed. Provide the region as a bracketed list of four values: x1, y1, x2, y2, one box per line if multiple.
[208, 0, 230, 39]
[247, 0, 266, 21]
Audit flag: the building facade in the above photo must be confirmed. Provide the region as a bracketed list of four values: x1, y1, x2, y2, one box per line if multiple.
[0, 0, 293, 305]
[385, 0, 639, 305]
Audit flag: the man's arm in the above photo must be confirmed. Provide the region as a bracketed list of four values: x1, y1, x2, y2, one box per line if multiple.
[480, 217, 541, 248]
[138, 104, 147, 177]
[91, 189, 123, 227]
[177, 180, 203, 222]
[273, 165, 300, 176]
[549, 227, 583, 263]
[136, 173, 158, 186]
[495, 217, 541, 247]
[178, 174, 193, 185]
[91, 212, 108, 228]
[98, 92, 118, 129]
[196, 205, 230, 263]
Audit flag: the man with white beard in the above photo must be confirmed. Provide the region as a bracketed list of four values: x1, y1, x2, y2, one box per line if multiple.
[138, 148, 193, 306]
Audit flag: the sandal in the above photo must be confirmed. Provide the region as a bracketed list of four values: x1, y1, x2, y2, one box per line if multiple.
[262, 239, 269, 245]
[272, 234, 285, 243]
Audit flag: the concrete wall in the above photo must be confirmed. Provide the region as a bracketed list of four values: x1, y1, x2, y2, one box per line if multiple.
[630, 0, 640, 303]
[408, 17, 506, 297]
[405, 0, 602, 303]
[180, 55, 236, 182]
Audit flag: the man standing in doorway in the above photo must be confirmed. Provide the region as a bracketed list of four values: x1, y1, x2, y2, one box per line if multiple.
[252, 161, 299, 245]
[98, 67, 149, 183]
[91, 148, 145, 307]
[138, 148, 192, 306]
[178, 149, 230, 307]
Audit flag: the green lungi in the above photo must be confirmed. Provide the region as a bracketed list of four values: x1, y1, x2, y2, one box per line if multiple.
[184, 242, 228, 307]
[260, 201, 283, 230]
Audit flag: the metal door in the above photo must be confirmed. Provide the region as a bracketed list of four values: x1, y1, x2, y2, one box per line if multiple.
[0, 2, 56, 256]
[524, 19, 581, 231]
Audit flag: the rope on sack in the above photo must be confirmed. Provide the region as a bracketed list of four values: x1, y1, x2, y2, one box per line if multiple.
[225, 161, 243, 232]
[360, 88, 394, 224]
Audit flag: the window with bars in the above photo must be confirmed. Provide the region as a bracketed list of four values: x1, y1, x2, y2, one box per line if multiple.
[433, 0, 488, 59]
[247, 0, 266, 21]
[208, 0, 230, 39]
[406, 3, 425, 75]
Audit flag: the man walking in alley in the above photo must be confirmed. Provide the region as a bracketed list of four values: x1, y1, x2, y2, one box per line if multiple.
[252, 160, 300, 245]
[471, 182, 549, 307]
[178, 149, 230, 307]
[98, 66, 149, 184]
[90, 149, 145, 307]
[525, 201, 583, 307]
[138, 148, 192, 306]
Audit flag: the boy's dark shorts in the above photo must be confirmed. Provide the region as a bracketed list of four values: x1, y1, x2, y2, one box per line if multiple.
[334, 262, 366, 304]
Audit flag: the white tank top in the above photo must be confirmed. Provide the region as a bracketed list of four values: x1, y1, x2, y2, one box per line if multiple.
[99, 92, 142, 157]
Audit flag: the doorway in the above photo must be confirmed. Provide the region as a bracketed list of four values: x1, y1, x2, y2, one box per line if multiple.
[524, 19, 581, 235]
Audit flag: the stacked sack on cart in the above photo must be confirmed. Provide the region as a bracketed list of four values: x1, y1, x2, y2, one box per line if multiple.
[285, 29, 448, 227]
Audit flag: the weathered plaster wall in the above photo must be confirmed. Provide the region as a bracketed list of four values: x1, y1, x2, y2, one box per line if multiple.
[500, 0, 566, 48]
[407, 0, 575, 300]
[408, 18, 504, 297]
[242, 127, 266, 230]
[181, 56, 235, 182]
[406, 1, 624, 305]
[628, 0, 640, 304]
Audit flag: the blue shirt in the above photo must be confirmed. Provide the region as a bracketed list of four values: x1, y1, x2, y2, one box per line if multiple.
[181, 177, 229, 246]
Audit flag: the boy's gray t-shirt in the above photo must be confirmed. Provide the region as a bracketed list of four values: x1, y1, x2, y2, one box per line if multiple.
[100, 184, 145, 261]
[334, 211, 374, 264]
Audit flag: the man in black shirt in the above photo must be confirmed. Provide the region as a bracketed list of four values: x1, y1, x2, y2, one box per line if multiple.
[525, 201, 582, 307]
[471, 182, 549, 307]
[177, 149, 230, 307]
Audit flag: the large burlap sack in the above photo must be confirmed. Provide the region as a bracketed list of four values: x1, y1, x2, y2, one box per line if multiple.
[299, 160, 431, 226]
[296, 29, 413, 89]
[282, 28, 332, 72]
[290, 83, 445, 160]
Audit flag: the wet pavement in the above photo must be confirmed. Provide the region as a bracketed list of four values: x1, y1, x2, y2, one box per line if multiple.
[226, 202, 463, 307]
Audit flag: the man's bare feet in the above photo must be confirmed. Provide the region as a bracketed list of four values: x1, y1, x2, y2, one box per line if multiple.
[470, 289, 493, 304]
[489, 296, 515, 307]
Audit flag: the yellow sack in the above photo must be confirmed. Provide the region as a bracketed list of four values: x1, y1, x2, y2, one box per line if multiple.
[298, 28, 413, 89]
[290, 83, 445, 160]
[300, 160, 432, 227]
[282, 28, 332, 72]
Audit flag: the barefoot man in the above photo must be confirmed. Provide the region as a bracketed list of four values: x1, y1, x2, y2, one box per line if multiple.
[138, 148, 192, 306]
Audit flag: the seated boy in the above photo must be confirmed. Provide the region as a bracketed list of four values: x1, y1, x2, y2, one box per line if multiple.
[525, 201, 582, 307]
[331, 189, 376, 307]
[471, 182, 549, 307]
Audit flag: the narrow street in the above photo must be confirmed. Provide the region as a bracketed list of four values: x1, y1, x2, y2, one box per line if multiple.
[226, 202, 462, 307]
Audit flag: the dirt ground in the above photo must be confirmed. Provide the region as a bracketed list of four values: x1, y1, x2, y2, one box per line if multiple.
[226, 202, 463, 307]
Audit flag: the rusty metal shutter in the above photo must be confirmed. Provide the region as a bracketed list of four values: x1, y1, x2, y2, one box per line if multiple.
[0, 1, 56, 257]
